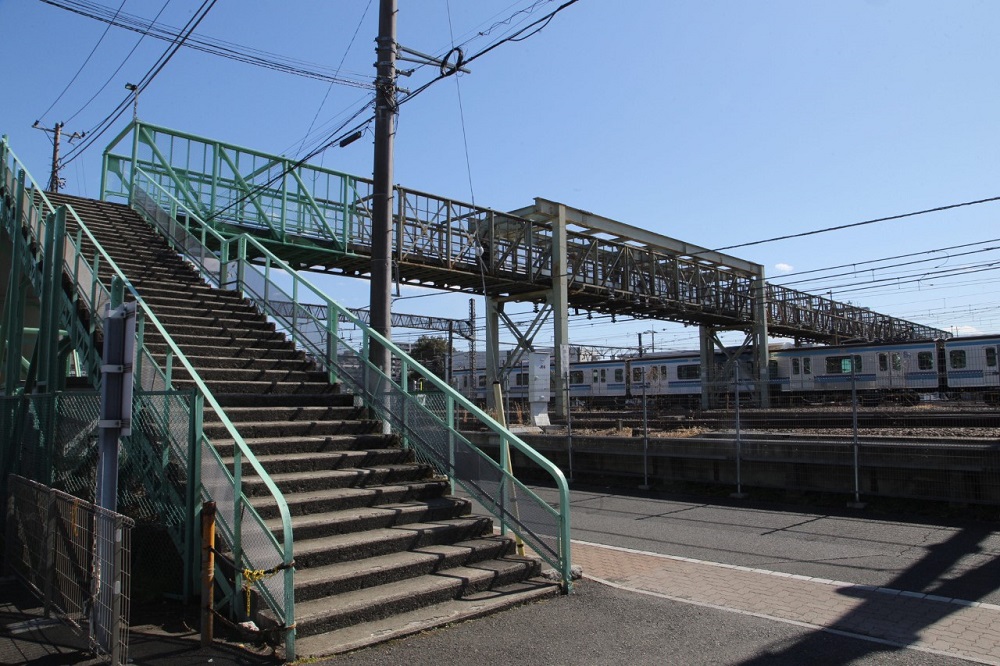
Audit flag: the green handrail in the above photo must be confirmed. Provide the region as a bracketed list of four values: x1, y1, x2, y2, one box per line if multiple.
[0, 137, 299, 657]
[129, 164, 574, 588]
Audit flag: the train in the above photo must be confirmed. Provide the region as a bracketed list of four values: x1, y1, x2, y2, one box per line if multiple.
[451, 334, 1000, 407]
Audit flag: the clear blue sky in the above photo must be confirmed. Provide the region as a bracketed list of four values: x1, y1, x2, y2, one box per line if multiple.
[2, 0, 998, 355]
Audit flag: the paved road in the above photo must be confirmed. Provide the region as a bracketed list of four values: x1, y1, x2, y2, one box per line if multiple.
[330, 575, 967, 666]
[325, 487, 1000, 665]
[547, 486, 1000, 605]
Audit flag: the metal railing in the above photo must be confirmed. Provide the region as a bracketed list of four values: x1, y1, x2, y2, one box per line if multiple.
[127, 164, 575, 587]
[0, 138, 298, 657]
[5, 474, 134, 664]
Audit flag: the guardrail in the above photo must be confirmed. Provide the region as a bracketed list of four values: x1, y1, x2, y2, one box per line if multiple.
[127, 164, 575, 588]
[0, 137, 298, 657]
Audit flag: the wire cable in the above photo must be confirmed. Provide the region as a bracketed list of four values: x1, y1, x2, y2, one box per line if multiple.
[59, 0, 218, 168]
[64, 1, 173, 124]
[712, 195, 1000, 253]
[37, 0, 128, 122]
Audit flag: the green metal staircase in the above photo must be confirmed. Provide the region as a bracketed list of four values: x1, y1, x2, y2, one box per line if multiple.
[1, 130, 573, 660]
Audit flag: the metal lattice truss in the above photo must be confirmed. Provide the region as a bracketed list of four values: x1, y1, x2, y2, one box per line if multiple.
[101, 121, 949, 345]
[268, 299, 474, 340]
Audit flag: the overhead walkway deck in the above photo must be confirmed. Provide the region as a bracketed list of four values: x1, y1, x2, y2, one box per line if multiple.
[101, 121, 948, 346]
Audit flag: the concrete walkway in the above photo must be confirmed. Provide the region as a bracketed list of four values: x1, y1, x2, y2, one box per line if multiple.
[571, 538, 1000, 665]
[3, 537, 999, 664]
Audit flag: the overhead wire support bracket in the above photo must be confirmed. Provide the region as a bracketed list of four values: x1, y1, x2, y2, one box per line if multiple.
[396, 44, 470, 76]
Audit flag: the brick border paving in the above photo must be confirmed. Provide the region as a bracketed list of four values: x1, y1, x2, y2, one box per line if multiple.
[572, 539, 1000, 665]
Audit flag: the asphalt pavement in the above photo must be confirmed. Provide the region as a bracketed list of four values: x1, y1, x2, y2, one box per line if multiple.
[4, 486, 999, 665]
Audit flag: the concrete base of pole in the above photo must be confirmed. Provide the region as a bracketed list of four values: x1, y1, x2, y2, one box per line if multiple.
[638, 484, 651, 491]
[846, 501, 867, 509]
[730, 492, 749, 499]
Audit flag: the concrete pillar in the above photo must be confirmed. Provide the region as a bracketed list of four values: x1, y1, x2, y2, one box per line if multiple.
[552, 204, 570, 419]
[485, 296, 501, 409]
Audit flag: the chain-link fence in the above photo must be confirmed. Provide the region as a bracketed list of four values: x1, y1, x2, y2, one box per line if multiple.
[1, 389, 201, 604]
[5, 474, 134, 664]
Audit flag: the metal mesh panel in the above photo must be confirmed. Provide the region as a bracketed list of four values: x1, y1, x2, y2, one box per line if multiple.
[5, 475, 134, 664]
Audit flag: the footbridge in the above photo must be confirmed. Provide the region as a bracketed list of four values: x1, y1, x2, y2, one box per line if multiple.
[101, 121, 950, 412]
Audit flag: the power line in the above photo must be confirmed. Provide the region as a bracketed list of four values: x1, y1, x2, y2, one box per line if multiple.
[712, 195, 1000, 253]
[64, 1, 173, 125]
[293, 0, 374, 158]
[59, 0, 218, 168]
[771, 236, 1000, 282]
[36, 0, 127, 123]
[38, 0, 374, 89]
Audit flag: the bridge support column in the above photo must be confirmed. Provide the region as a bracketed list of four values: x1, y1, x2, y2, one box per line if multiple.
[699, 326, 714, 410]
[552, 204, 570, 419]
[484, 296, 501, 410]
[752, 271, 770, 408]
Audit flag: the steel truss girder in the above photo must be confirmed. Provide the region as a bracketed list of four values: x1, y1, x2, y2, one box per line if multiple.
[101, 122, 949, 345]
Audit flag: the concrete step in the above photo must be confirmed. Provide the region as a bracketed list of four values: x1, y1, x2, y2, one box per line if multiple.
[212, 392, 348, 408]
[288, 517, 494, 569]
[204, 418, 373, 440]
[143, 341, 305, 362]
[222, 448, 411, 476]
[250, 481, 451, 520]
[210, 433, 388, 458]
[265, 496, 472, 541]
[241, 464, 437, 496]
[282, 558, 543, 638]
[289, 537, 519, 602]
[175, 379, 340, 396]
[206, 404, 361, 424]
[172, 366, 327, 385]
[290, 578, 558, 658]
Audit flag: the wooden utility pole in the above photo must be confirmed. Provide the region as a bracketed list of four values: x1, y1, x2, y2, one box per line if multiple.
[369, 0, 397, 377]
[32, 121, 84, 193]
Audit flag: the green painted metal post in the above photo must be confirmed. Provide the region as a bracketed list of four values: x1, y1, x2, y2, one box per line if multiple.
[3, 171, 27, 394]
[186, 390, 204, 602]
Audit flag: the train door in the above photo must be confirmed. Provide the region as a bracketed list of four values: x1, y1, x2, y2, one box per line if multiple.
[984, 345, 1000, 388]
[788, 356, 814, 392]
[591, 367, 610, 397]
[877, 351, 903, 389]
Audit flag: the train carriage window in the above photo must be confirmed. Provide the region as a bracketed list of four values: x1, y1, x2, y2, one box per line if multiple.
[515, 372, 528, 386]
[987, 348, 997, 367]
[569, 370, 584, 384]
[632, 367, 643, 382]
[892, 353, 902, 371]
[917, 352, 934, 370]
[677, 364, 700, 380]
[826, 355, 862, 374]
[878, 353, 888, 372]
[792, 358, 800, 375]
[462, 376, 468, 388]
[950, 350, 967, 369]
[803, 358, 811, 374]
[614, 368, 624, 382]
[478, 375, 486, 388]
[660, 365, 667, 378]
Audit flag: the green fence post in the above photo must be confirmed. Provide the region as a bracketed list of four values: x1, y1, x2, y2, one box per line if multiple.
[186, 390, 204, 602]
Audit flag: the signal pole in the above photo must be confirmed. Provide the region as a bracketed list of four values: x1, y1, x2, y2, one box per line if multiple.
[369, 0, 397, 378]
[33, 121, 85, 193]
